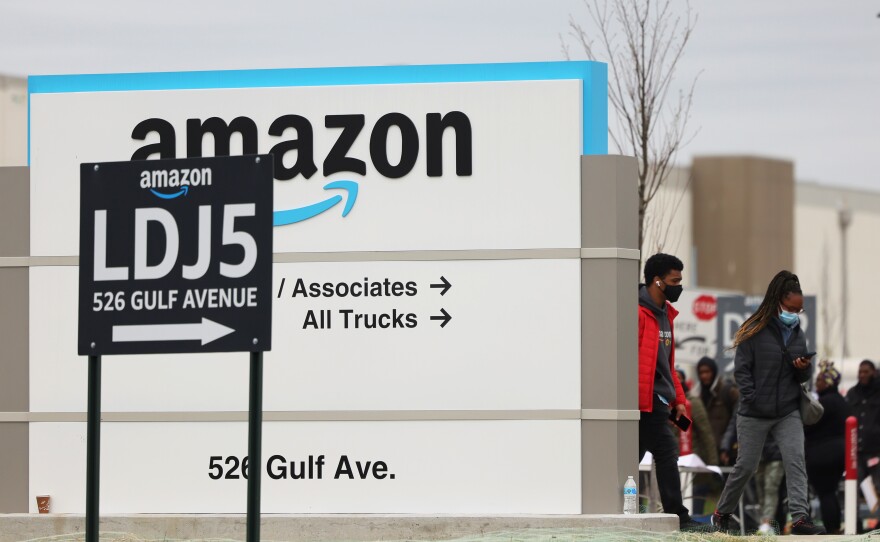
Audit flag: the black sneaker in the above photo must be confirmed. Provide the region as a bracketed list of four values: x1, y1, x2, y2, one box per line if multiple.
[791, 517, 826, 535]
[711, 511, 733, 533]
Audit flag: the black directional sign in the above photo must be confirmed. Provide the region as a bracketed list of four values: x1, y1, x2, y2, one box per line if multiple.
[78, 155, 273, 355]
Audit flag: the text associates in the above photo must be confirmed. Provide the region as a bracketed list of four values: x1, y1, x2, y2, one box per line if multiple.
[277, 276, 452, 330]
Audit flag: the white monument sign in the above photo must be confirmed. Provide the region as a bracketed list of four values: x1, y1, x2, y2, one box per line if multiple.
[27, 62, 610, 513]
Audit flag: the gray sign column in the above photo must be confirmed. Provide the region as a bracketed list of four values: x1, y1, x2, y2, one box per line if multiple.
[0, 166, 30, 512]
[579, 156, 639, 513]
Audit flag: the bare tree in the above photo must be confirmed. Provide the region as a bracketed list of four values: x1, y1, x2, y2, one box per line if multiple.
[563, 0, 699, 261]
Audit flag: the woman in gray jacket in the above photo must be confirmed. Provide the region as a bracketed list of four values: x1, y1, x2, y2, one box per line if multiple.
[711, 271, 825, 535]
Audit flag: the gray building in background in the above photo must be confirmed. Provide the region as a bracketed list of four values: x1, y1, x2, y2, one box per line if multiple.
[691, 156, 795, 295]
[646, 154, 877, 365]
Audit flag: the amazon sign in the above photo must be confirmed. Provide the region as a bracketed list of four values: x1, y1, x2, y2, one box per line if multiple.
[29, 62, 605, 256]
[130, 112, 472, 226]
[26, 62, 611, 514]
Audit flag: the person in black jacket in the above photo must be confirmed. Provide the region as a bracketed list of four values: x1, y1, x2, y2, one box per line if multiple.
[805, 361, 848, 534]
[845, 359, 880, 529]
[692, 357, 739, 465]
[712, 271, 825, 535]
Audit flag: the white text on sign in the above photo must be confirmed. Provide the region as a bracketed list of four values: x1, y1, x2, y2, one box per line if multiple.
[93, 204, 257, 281]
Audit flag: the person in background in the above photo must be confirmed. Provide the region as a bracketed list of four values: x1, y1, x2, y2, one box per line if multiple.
[638, 253, 700, 530]
[676, 368, 719, 466]
[689, 357, 738, 517]
[711, 271, 825, 535]
[805, 361, 848, 534]
[845, 359, 880, 531]
[691, 356, 739, 465]
[677, 368, 718, 518]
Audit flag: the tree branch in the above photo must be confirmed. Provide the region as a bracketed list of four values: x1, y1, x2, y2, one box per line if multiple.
[566, 0, 699, 257]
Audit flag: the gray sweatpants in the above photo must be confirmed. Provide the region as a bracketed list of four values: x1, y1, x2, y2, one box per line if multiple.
[717, 409, 810, 520]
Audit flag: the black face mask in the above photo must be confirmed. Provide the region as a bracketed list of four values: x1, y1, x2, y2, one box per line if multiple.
[663, 283, 683, 303]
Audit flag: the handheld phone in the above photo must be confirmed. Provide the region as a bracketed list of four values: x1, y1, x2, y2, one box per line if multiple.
[794, 352, 817, 368]
[669, 410, 692, 432]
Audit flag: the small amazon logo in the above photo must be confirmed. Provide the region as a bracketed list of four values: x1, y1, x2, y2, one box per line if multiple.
[141, 167, 212, 200]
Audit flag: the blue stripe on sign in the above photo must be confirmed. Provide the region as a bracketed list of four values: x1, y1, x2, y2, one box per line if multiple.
[583, 62, 608, 156]
[27, 61, 608, 164]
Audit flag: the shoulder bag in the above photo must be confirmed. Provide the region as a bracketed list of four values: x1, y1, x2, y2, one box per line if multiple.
[799, 384, 824, 425]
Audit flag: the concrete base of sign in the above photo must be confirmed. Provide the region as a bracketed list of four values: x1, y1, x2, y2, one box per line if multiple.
[0, 513, 678, 541]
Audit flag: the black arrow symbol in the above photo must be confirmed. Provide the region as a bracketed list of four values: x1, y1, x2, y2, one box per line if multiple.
[430, 276, 452, 296]
[430, 308, 452, 328]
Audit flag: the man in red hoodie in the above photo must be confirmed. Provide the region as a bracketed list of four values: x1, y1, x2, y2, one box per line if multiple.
[638, 253, 697, 529]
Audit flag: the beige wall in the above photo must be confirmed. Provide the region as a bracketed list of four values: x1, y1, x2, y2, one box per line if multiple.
[795, 182, 880, 365]
[691, 156, 794, 295]
[641, 166, 694, 285]
[0, 75, 27, 167]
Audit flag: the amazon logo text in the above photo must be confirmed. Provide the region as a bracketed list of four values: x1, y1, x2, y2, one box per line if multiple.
[130, 112, 472, 180]
[130, 111, 472, 225]
[140, 167, 212, 200]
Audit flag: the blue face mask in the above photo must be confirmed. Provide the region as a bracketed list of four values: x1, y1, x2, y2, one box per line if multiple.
[779, 311, 799, 327]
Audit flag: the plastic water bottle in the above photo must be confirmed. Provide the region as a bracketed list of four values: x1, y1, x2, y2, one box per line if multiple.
[623, 476, 638, 514]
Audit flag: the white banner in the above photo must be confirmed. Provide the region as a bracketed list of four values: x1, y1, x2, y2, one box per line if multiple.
[30, 420, 581, 514]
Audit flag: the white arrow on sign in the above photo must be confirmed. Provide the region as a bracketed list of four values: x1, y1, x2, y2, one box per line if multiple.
[112, 317, 234, 346]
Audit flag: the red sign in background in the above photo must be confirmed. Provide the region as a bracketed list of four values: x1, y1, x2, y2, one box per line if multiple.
[692, 295, 717, 321]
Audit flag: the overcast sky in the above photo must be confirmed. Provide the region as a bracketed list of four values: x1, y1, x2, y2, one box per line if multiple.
[1, 0, 878, 191]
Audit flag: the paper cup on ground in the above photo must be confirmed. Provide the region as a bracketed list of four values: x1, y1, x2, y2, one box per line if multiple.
[36, 495, 50, 513]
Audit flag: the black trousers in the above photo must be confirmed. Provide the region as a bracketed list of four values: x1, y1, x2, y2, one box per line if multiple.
[639, 396, 689, 521]
[806, 438, 844, 534]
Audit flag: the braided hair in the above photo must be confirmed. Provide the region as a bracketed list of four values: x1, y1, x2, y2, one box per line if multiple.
[732, 270, 802, 348]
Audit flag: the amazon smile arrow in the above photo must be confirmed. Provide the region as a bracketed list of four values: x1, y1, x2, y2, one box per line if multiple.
[112, 317, 234, 346]
[274, 180, 358, 226]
